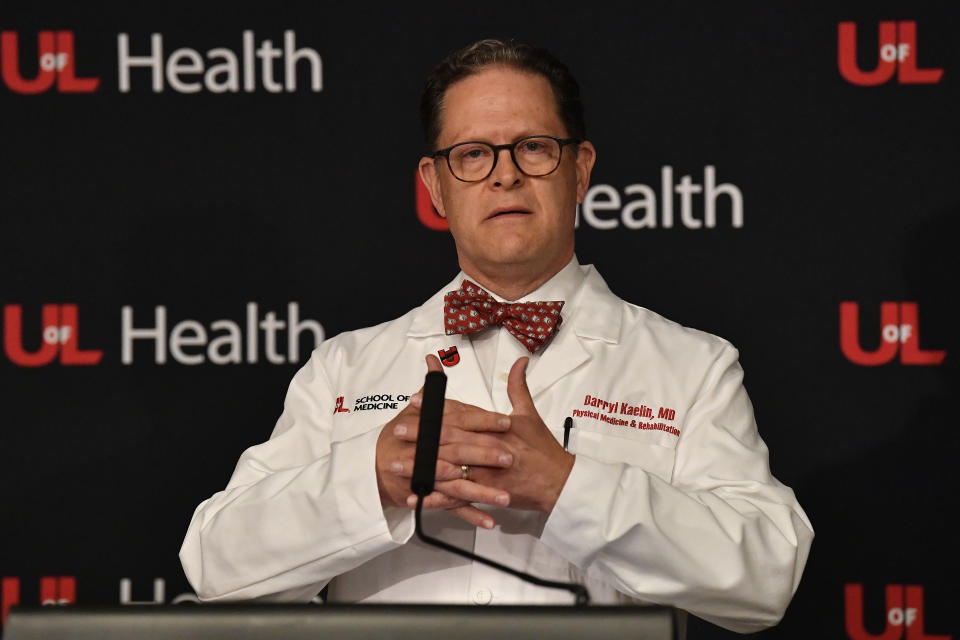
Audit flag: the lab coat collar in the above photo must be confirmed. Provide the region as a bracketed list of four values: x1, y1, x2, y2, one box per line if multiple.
[407, 273, 465, 339]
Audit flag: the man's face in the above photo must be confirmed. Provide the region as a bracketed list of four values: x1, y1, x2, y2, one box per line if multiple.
[419, 66, 595, 285]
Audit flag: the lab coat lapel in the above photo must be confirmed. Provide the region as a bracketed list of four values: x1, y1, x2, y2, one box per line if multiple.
[525, 314, 589, 400]
[407, 275, 495, 412]
[526, 266, 621, 400]
[433, 334, 494, 410]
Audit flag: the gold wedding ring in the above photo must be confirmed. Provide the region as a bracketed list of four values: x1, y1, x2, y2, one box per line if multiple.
[460, 464, 471, 480]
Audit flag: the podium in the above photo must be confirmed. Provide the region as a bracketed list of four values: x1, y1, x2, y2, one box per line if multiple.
[4, 604, 684, 639]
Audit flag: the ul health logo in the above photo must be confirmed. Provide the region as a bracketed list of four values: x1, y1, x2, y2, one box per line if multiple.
[1, 31, 99, 93]
[840, 302, 945, 366]
[2, 577, 76, 626]
[838, 21, 943, 86]
[2, 304, 102, 366]
[845, 584, 950, 640]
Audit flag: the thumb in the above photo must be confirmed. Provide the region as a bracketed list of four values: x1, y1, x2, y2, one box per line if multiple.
[411, 354, 444, 408]
[507, 357, 535, 415]
[425, 353, 443, 372]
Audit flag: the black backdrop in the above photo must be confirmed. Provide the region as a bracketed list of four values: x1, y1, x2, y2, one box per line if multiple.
[1, 3, 956, 638]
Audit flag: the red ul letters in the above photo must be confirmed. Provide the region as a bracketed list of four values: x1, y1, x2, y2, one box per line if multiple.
[840, 302, 945, 366]
[1, 576, 76, 626]
[845, 584, 950, 640]
[838, 21, 944, 86]
[3, 304, 103, 366]
[332, 395, 350, 414]
[1, 31, 99, 94]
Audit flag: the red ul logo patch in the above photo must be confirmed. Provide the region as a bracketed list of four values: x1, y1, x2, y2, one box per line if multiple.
[438, 347, 460, 367]
[332, 396, 350, 413]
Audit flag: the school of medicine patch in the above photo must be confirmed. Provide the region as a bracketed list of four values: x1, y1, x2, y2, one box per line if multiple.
[351, 393, 412, 412]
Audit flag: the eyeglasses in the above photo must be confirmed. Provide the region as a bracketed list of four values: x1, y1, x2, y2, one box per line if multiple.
[432, 135, 580, 183]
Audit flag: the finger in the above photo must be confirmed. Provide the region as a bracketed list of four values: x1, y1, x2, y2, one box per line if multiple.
[439, 397, 470, 417]
[398, 459, 463, 482]
[449, 505, 496, 529]
[438, 443, 513, 468]
[392, 419, 509, 445]
[410, 484, 510, 512]
[507, 356, 535, 415]
[389, 457, 492, 481]
[410, 390, 472, 417]
[400, 456, 512, 483]
[434, 459, 466, 481]
[406, 483, 507, 510]
[392, 421, 418, 441]
[454, 409, 512, 433]
[435, 479, 510, 507]
[407, 492, 469, 510]
[434, 398, 510, 432]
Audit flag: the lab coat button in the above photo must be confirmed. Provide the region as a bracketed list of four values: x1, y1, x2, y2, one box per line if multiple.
[498, 372, 508, 383]
[473, 588, 493, 605]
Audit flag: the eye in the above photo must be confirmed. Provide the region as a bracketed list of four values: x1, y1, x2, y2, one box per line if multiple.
[520, 141, 546, 153]
[453, 144, 492, 164]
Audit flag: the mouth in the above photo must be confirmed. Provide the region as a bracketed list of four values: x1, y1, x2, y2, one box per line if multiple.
[487, 207, 533, 220]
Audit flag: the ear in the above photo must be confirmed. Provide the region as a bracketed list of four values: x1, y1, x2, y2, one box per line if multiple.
[573, 141, 596, 204]
[418, 156, 447, 218]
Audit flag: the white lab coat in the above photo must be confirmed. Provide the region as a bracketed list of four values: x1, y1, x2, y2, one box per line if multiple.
[180, 264, 813, 633]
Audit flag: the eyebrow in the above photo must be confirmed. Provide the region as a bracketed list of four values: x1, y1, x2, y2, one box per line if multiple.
[442, 131, 565, 146]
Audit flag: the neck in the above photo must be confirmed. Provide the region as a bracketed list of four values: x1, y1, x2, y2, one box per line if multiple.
[460, 253, 571, 301]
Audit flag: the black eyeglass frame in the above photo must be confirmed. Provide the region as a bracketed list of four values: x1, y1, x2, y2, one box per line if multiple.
[431, 135, 581, 183]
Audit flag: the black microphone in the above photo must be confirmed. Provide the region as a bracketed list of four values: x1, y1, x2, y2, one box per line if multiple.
[410, 369, 590, 606]
[411, 371, 447, 497]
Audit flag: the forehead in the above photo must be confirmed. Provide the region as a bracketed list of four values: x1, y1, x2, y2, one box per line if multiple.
[437, 66, 566, 146]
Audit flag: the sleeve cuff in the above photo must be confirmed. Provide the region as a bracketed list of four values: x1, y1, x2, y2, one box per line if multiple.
[540, 454, 626, 568]
[330, 426, 415, 546]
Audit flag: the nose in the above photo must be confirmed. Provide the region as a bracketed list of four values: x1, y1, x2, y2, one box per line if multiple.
[489, 147, 522, 188]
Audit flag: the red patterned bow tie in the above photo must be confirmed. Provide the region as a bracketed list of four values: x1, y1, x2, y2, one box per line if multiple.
[443, 280, 564, 353]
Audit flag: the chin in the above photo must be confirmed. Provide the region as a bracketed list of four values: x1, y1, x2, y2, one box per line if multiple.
[488, 241, 539, 265]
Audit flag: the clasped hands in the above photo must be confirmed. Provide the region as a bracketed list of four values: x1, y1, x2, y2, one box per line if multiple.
[375, 355, 574, 529]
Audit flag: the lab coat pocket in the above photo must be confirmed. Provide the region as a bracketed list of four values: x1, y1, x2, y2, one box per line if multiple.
[571, 420, 678, 483]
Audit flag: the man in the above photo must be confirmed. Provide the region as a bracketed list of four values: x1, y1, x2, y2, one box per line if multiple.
[180, 40, 813, 633]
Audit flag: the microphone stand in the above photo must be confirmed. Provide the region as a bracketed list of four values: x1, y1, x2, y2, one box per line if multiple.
[411, 370, 590, 606]
[414, 498, 590, 605]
